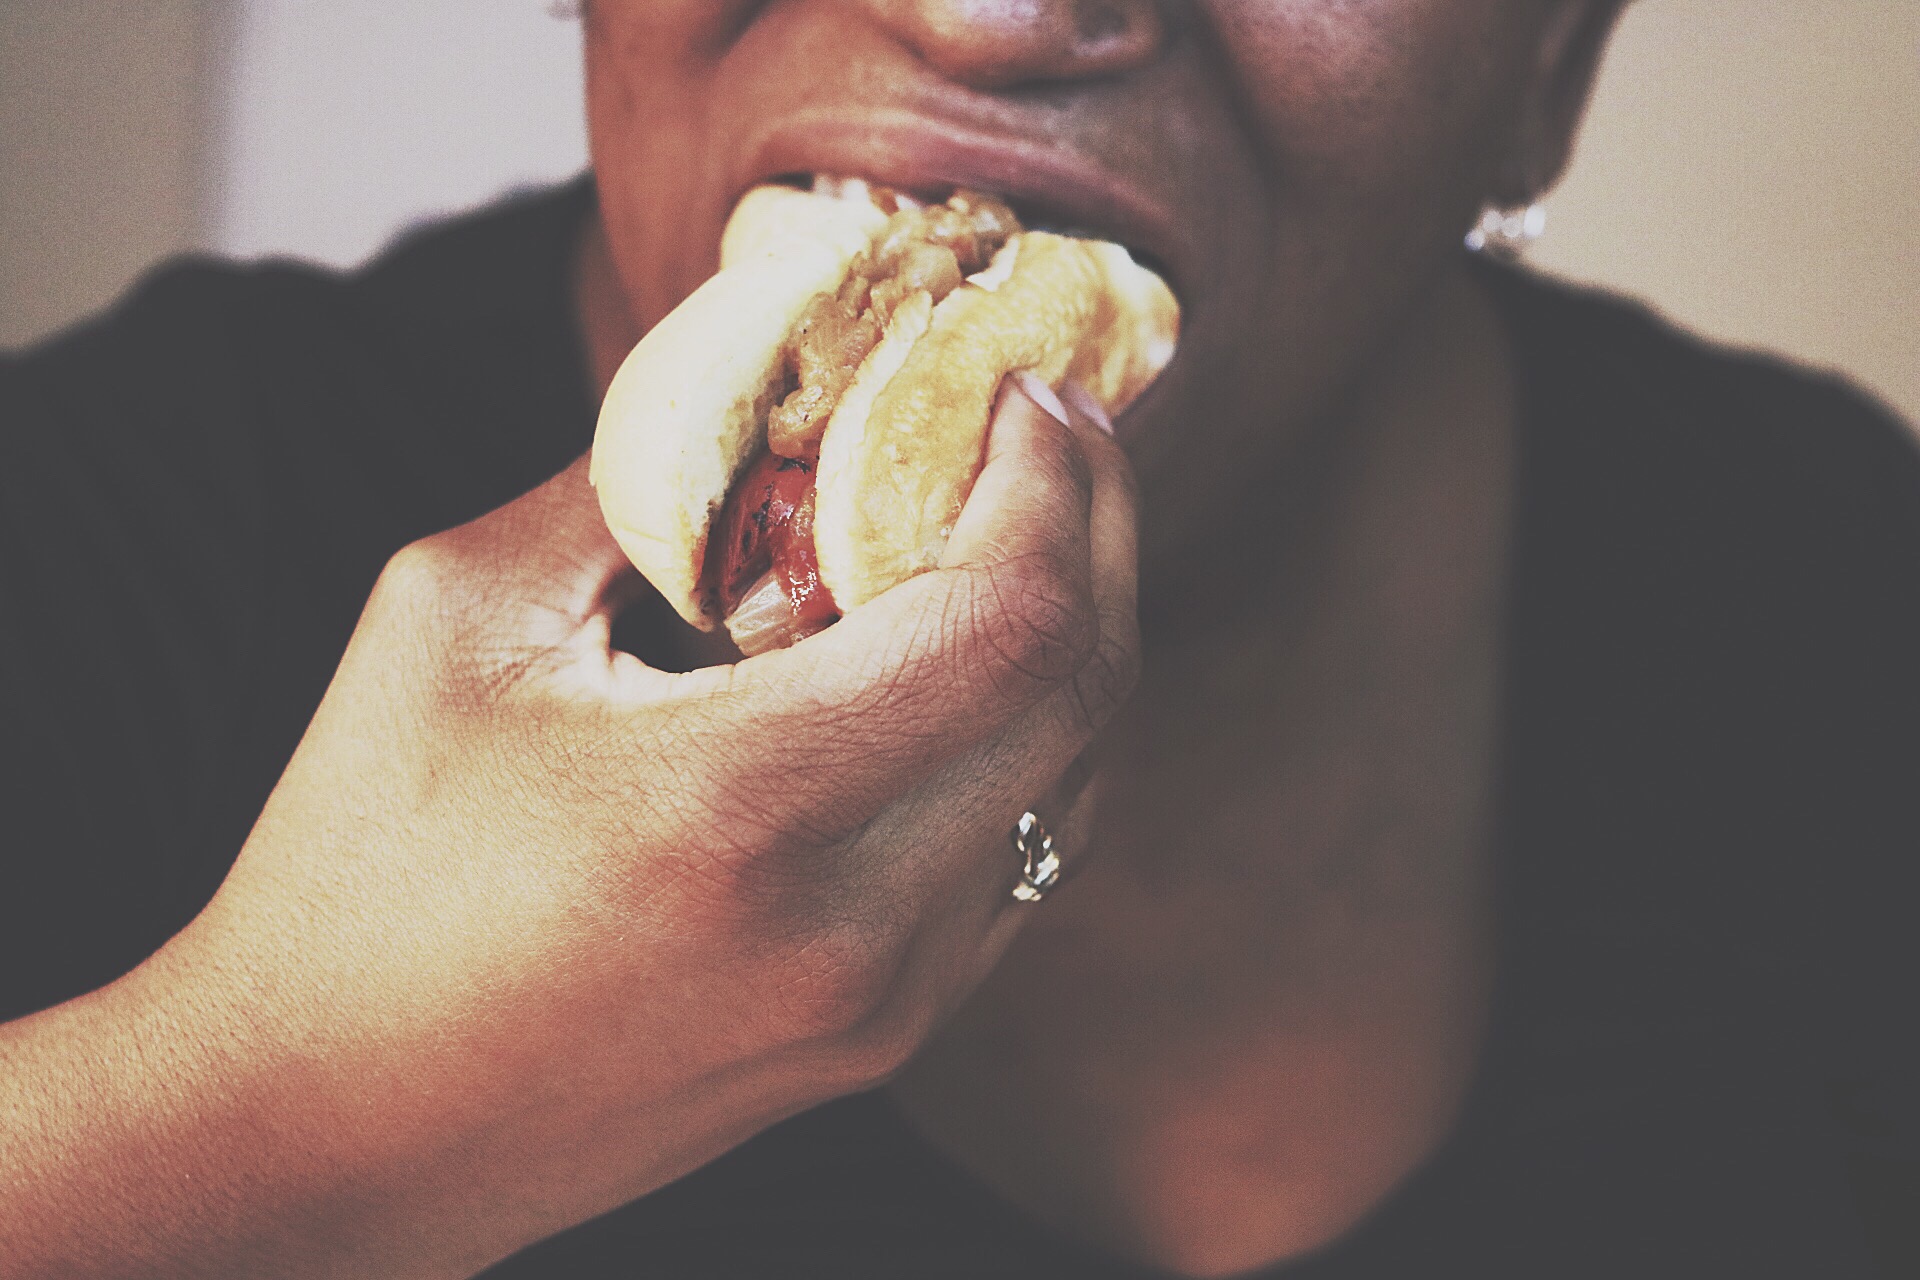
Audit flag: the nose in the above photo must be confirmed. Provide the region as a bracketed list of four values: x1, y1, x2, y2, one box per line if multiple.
[865, 0, 1169, 89]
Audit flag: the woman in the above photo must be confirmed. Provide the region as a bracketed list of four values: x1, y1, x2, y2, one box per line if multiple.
[1, 2, 1913, 1276]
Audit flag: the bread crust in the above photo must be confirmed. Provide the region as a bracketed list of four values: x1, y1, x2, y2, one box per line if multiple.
[590, 186, 887, 628]
[591, 185, 1179, 633]
[813, 233, 1178, 609]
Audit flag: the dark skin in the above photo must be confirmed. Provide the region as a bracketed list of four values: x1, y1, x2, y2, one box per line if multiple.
[890, 266, 1520, 1272]
[578, 1, 1622, 1271]
[0, 3, 1628, 1276]
[578, 0, 1623, 577]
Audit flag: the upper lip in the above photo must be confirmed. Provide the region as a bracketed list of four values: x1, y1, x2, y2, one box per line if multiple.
[738, 107, 1191, 301]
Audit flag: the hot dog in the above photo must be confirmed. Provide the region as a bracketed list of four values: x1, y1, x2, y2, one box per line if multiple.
[590, 178, 1179, 654]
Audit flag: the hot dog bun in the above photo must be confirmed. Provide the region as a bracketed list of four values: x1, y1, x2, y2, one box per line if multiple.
[591, 185, 887, 628]
[591, 182, 1179, 636]
[814, 232, 1176, 610]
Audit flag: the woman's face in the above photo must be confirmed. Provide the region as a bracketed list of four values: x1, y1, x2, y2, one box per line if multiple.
[583, 1, 1604, 545]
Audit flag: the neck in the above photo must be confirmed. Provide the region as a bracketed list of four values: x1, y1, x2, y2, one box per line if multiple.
[1134, 261, 1516, 669]
[883, 261, 1522, 1274]
[1108, 258, 1518, 901]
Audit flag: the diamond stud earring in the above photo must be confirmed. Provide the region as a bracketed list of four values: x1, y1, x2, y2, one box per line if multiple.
[1465, 203, 1547, 257]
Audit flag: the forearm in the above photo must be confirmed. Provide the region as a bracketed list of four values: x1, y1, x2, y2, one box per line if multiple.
[0, 384, 1126, 1274]
[0, 919, 835, 1279]
[0, 944, 483, 1280]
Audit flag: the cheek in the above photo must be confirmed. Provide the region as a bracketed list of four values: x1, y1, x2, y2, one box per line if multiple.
[1210, 0, 1533, 223]
[582, 4, 746, 326]
[1116, 1, 1541, 506]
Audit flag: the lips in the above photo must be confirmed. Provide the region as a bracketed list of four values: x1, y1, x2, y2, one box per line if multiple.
[738, 107, 1193, 305]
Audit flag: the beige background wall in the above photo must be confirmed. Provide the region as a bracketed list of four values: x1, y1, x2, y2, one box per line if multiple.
[212, 0, 586, 267]
[1532, 0, 1918, 423]
[3, 1, 1915, 424]
[0, 0, 216, 348]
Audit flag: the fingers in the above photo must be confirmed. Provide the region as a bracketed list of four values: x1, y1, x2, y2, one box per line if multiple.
[900, 376, 1137, 843]
[992, 744, 1103, 899]
[883, 381, 1131, 918]
[1060, 379, 1138, 642]
[976, 762, 1104, 953]
[685, 375, 1141, 847]
[938, 370, 1095, 586]
[369, 380, 1138, 874]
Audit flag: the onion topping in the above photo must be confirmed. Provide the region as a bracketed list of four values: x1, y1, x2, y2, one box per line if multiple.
[765, 190, 1019, 459]
[709, 448, 839, 654]
[710, 185, 1024, 653]
[726, 571, 810, 657]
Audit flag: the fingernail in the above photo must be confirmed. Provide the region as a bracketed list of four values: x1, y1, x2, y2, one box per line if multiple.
[1060, 380, 1114, 435]
[1010, 370, 1071, 428]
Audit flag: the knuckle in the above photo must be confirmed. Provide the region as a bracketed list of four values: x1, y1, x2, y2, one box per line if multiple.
[1050, 431, 1098, 509]
[972, 552, 1100, 698]
[1066, 628, 1142, 736]
[1019, 427, 1097, 527]
[1098, 440, 1142, 507]
[372, 536, 466, 612]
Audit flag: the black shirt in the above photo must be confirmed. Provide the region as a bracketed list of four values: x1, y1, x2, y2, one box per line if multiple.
[2, 180, 1915, 1278]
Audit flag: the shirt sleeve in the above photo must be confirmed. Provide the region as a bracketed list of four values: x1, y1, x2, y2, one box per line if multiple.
[0, 264, 284, 1016]
[1776, 377, 1920, 1273]
[0, 189, 596, 1024]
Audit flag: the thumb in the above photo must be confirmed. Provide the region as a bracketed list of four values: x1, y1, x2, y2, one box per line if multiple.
[681, 375, 1119, 840]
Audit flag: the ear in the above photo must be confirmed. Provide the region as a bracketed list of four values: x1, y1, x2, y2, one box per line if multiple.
[1495, 0, 1631, 205]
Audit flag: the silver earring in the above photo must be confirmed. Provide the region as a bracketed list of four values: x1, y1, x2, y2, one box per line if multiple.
[1465, 203, 1547, 257]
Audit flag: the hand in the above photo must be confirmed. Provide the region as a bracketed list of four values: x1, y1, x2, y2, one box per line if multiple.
[0, 376, 1137, 1279]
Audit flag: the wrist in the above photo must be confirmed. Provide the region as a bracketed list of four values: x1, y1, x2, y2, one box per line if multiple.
[0, 932, 491, 1278]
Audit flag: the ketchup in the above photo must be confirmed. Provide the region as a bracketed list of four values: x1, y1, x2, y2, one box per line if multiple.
[776, 487, 840, 634]
[709, 448, 839, 636]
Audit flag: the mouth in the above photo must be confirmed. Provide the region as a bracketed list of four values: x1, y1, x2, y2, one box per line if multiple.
[766, 172, 1179, 291]
[739, 109, 1193, 306]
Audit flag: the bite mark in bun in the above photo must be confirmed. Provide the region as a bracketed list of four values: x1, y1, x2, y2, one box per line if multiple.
[591, 178, 1179, 655]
